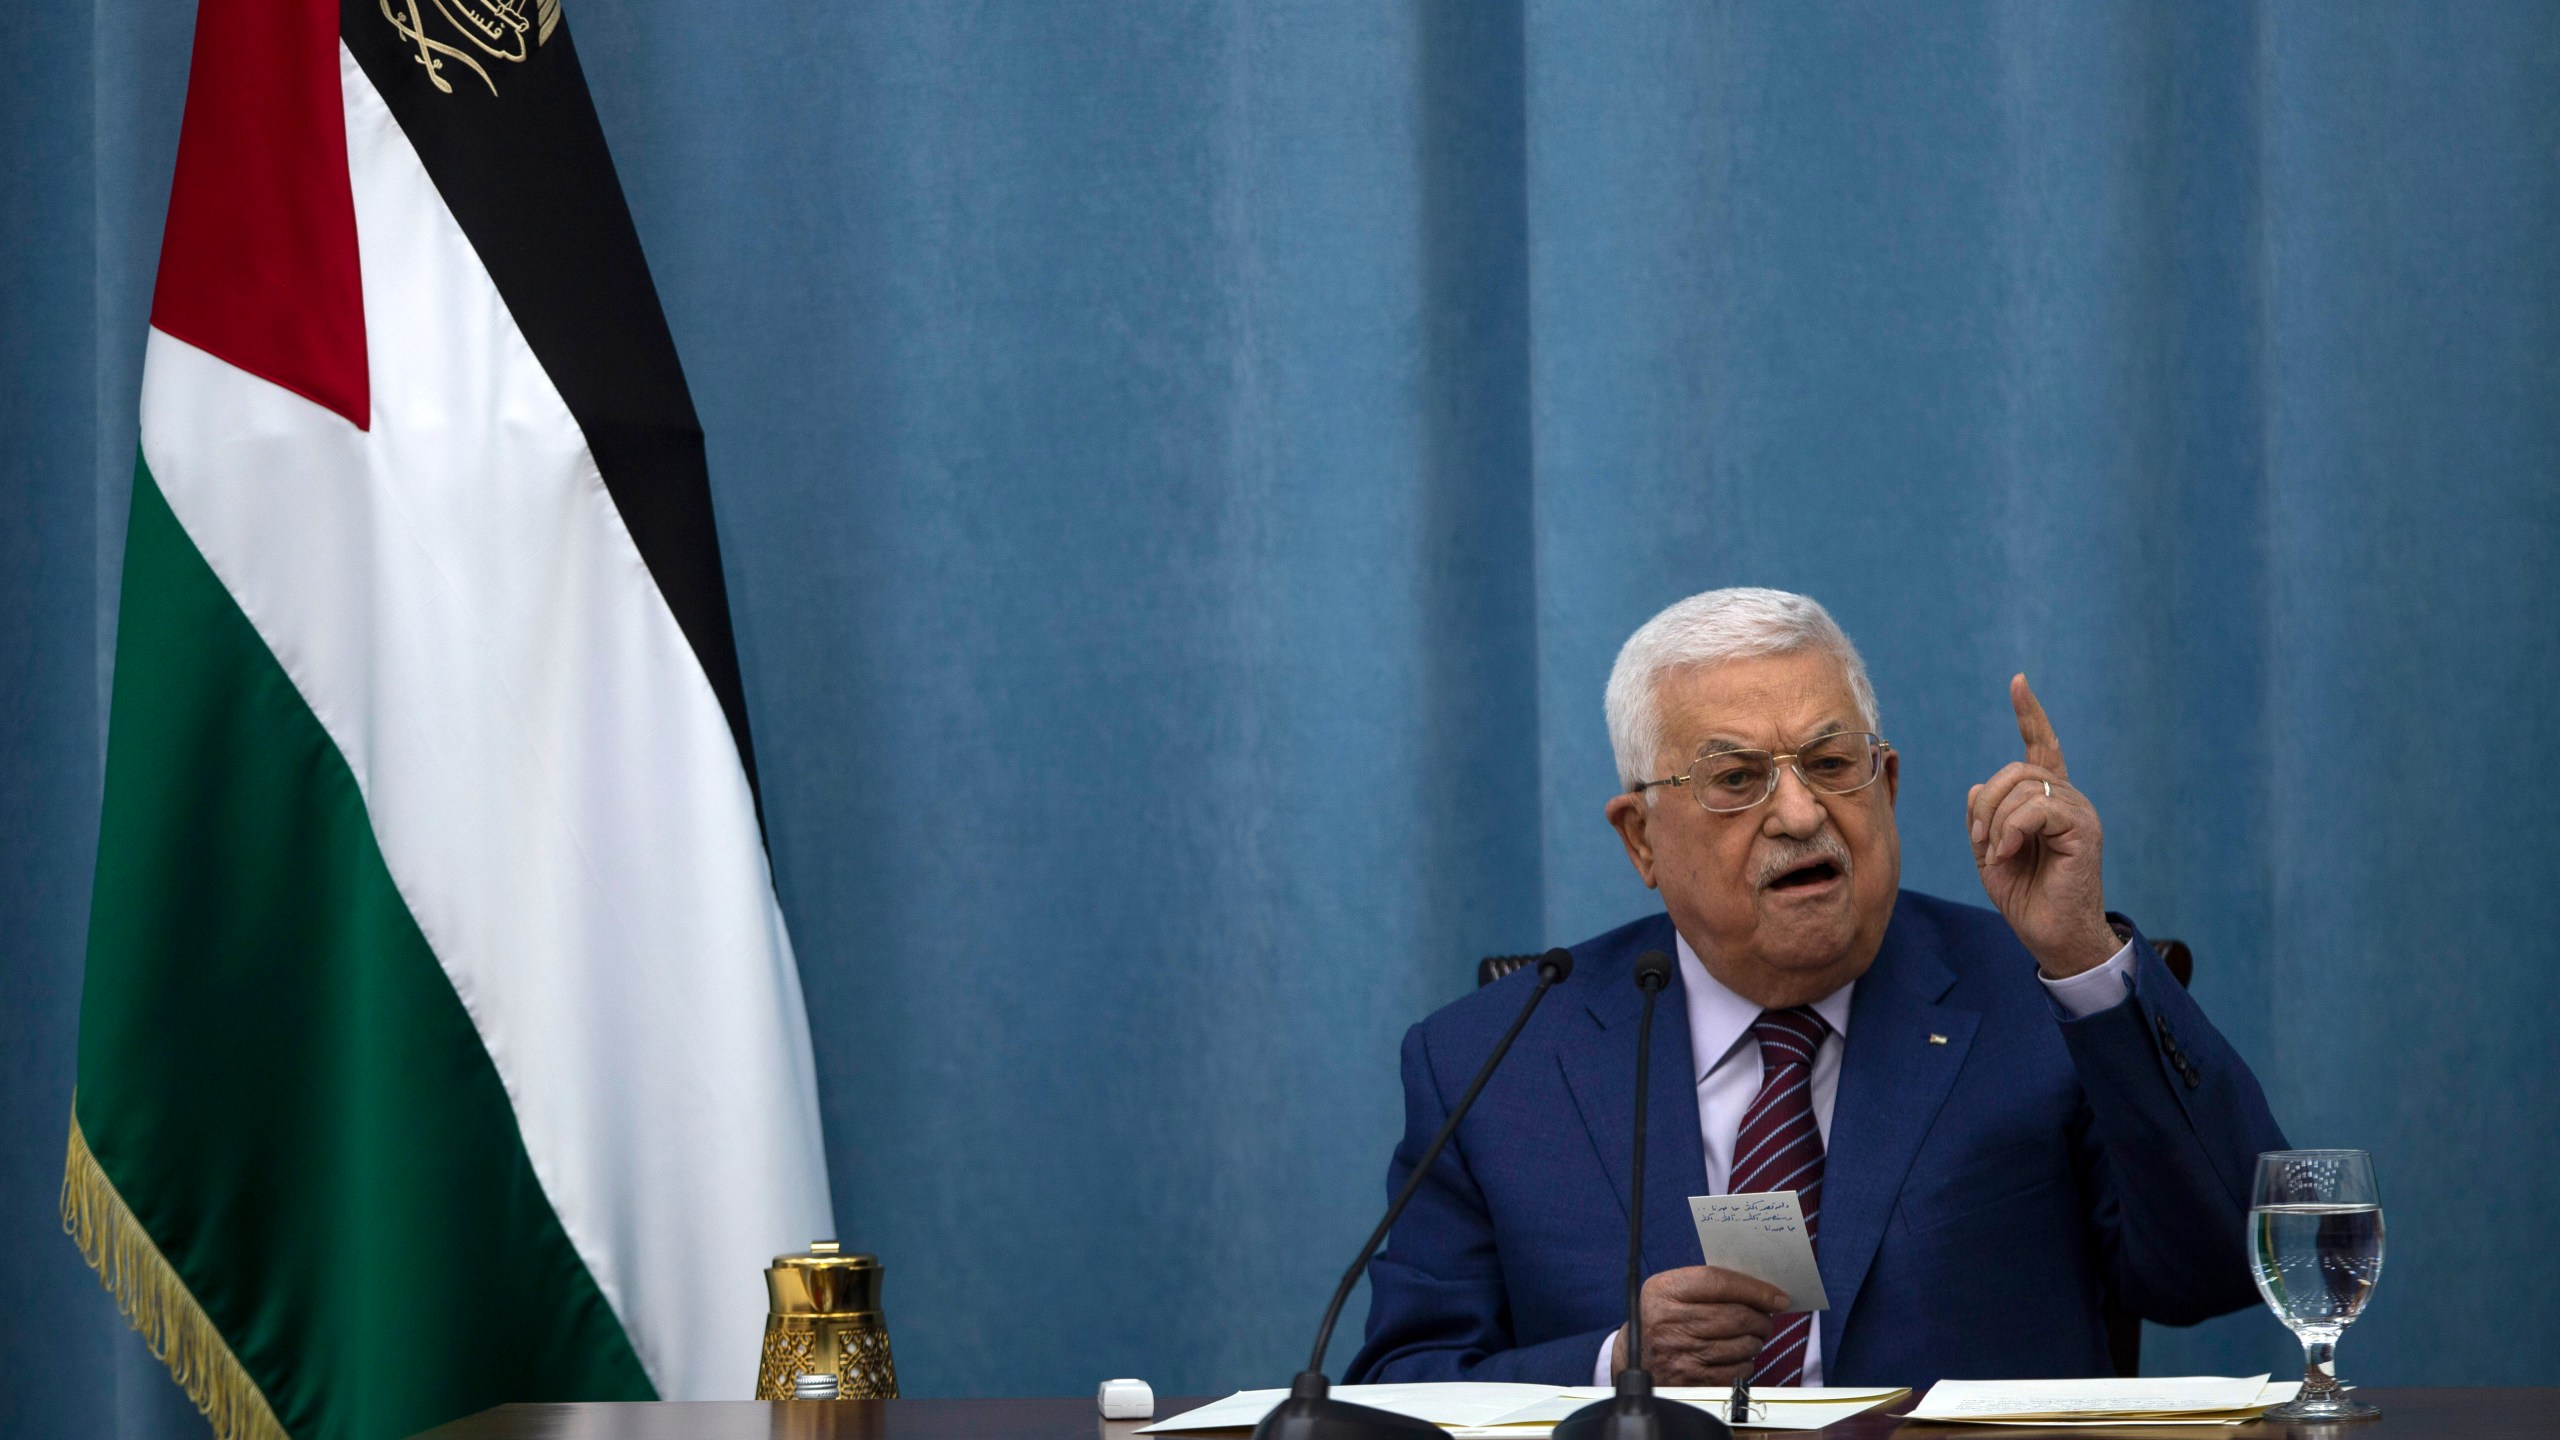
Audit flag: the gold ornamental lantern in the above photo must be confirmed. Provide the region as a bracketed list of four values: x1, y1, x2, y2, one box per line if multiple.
[756, 1241, 899, 1399]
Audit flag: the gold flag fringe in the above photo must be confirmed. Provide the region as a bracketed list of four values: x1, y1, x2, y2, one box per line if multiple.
[62, 1114, 291, 1440]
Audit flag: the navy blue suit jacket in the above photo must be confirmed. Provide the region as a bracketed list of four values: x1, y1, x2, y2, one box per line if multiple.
[1346, 891, 2288, 1390]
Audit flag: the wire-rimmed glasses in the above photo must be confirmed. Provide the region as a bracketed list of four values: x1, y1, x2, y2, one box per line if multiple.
[1631, 732, 1893, 813]
[2251, 1149, 2384, 1422]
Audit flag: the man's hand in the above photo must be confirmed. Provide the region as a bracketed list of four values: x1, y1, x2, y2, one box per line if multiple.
[1967, 674, 2118, 978]
[1608, 1266, 1787, 1383]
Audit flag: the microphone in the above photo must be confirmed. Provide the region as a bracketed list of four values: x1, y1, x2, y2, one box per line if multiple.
[1254, 948, 1576, 1440]
[1554, 950, 1730, 1440]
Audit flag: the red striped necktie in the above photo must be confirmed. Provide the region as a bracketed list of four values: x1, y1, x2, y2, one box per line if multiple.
[1728, 1005, 1832, 1386]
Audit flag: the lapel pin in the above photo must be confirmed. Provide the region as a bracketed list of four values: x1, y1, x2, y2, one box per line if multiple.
[1927, 1033, 1948, 1045]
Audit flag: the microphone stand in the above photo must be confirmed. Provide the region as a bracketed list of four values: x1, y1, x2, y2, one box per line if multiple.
[1254, 949, 1576, 1440]
[1554, 951, 1729, 1440]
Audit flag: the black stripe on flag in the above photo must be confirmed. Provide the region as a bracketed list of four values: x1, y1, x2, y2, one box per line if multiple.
[340, 0, 763, 812]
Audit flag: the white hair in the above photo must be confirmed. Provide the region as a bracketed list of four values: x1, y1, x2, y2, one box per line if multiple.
[1604, 587, 1881, 791]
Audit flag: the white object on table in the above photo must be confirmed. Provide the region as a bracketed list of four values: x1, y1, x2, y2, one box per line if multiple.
[1099, 1378, 1155, 1420]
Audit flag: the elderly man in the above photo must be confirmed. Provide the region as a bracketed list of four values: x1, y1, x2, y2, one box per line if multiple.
[1346, 588, 2287, 1389]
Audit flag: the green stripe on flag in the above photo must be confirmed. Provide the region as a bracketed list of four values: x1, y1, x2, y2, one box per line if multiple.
[76, 458, 656, 1440]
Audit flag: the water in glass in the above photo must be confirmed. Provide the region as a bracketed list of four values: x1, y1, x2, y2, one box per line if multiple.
[2250, 1151, 2383, 1421]
[2252, 1204, 2383, 1334]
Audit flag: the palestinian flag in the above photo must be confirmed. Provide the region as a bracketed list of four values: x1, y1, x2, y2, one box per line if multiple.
[62, 3, 834, 1438]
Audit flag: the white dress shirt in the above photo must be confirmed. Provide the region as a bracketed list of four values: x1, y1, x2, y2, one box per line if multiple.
[1592, 931, 2139, 1385]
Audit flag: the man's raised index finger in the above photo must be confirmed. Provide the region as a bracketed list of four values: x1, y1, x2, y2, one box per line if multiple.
[2011, 673, 2068, 776]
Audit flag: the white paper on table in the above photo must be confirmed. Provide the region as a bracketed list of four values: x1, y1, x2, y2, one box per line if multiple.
[1937, 1381, 2304, 1427]
[1449, 1396, 1903, 1433]
[1138, 1383, 1565, 1432]
[1478, 1386, 1904, 1426]
[1687, 1193, 1829, 1310]
[1455, 1386, 1907, 1433]
[1907, 1375, 2278, 1421]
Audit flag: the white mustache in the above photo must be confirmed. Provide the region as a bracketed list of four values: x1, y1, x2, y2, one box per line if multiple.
[1754, 831, 1853, 889]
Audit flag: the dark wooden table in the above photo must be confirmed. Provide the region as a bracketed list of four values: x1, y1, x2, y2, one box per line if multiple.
[411, 1390, 2557, 1440]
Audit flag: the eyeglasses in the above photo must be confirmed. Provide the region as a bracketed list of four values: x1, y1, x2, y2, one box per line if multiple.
[1630, 732, 1893, 814]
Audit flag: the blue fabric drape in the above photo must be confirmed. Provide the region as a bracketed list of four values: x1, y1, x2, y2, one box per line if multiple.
[5, 4, 2553, 1433]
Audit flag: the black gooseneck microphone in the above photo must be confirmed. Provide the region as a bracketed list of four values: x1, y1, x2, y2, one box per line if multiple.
[1252, 947, 1577, 1440]
[1554, 950, 1730, 1440]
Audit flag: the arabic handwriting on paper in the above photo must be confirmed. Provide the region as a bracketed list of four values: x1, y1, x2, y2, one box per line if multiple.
[1687, 1191, 1829, 1311]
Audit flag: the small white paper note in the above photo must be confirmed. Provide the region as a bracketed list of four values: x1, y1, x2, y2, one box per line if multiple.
[1688, 1191, 1828, 1311]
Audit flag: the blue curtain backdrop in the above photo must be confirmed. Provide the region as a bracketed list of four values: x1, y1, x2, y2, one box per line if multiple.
[6, 3, 2555, 1434]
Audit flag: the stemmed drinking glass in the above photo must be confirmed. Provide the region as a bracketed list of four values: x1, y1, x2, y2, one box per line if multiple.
[2250, 1150, 2385, 1421]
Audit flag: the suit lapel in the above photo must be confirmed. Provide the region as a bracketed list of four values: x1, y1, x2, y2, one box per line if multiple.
[1816, 903, 1978, 1359]
[1558, 915, 1712, 1274]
